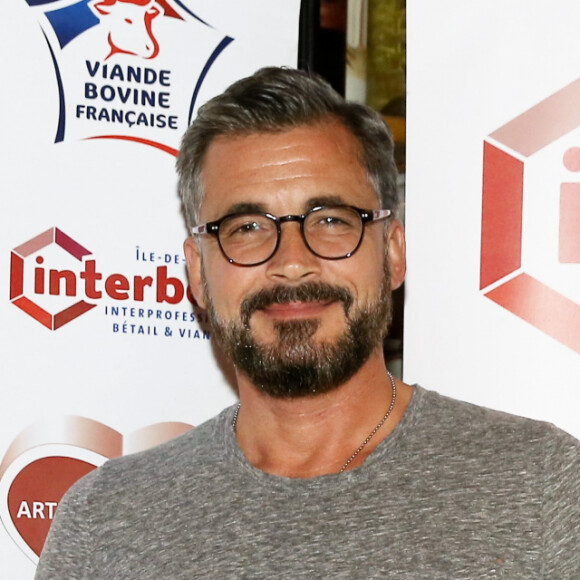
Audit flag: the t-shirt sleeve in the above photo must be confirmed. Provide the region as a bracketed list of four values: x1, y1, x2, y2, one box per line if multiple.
[34, 470, 98, 580]
[542, 427, 580, 578]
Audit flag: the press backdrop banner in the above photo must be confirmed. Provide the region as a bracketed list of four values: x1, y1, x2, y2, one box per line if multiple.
[0, 0, 300, 575]
[405, 1, 580, 440]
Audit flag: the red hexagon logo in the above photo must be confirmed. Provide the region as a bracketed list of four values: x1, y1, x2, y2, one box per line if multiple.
[481, 78, 580, 355]
[10, 228, 96, 330]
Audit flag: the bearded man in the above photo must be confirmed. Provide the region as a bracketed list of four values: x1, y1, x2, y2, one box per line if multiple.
[36, 67, 579, 579]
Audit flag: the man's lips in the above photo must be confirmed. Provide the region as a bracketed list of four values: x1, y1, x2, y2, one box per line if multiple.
[259, 300, 336, 320]
[240, 283, 353, 327]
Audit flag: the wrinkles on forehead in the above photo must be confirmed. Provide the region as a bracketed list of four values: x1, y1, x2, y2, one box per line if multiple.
[198, 121, 378, 223]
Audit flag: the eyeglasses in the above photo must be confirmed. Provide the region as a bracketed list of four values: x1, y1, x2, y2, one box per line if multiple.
[191, 205, 392, 266]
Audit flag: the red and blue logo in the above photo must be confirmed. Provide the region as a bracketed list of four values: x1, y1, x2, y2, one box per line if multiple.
[25, 0, 233, 154]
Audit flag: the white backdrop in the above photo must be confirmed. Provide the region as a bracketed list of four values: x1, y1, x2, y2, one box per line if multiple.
[0, 0, 300, 576]
[404, 1, 580, 440]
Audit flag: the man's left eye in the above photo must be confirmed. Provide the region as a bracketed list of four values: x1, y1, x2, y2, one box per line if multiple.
[315, 215, 353, 228]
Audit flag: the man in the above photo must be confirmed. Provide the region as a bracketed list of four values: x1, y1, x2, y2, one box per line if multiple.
[36, 67, 579, 579]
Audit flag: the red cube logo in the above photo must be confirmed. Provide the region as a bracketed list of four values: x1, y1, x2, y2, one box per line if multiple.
[10, 228, 96, 330]
[481, 79, 580, 354]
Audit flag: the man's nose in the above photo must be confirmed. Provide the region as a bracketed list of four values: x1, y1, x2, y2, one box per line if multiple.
[265, 222, 321, 282]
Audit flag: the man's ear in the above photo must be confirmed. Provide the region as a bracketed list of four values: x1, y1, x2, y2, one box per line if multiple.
[386, 219, 406, 290]
[184, 237, 207, 309]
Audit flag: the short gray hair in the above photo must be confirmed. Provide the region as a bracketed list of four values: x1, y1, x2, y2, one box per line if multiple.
[177, 67, 398, 228]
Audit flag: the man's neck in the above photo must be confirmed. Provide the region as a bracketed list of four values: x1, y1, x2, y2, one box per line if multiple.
[233, 349, 413, 478]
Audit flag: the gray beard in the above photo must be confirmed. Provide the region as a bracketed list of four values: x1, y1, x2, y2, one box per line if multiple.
[204, 275, 392, 399]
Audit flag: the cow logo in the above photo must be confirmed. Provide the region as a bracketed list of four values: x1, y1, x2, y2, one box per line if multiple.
[24, 0, 233, 154]
[89, 0, 165, 60]
[481, 78, 580, 355]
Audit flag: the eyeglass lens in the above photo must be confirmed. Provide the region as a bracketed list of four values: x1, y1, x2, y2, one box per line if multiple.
[218, 206, 364, 265]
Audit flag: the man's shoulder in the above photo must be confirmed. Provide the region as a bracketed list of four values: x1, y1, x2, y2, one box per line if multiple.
[413, 385, 578, 457]
[69, 406, 234, 503]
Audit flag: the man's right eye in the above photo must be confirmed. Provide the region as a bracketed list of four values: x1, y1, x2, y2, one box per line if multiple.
[224, 219, 268, 239]
[232, 222, 260, 234]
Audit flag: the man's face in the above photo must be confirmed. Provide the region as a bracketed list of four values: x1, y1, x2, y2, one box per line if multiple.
[184, 120, 405, 397]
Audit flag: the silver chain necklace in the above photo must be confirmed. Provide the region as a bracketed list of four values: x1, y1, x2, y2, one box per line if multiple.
[231, 371, 397, 474]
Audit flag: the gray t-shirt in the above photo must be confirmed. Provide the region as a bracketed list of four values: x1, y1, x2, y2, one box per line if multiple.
[35, 386, 580, 579]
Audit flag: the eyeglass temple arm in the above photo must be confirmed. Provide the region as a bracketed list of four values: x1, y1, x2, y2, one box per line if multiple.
[191, 223, 219, 235]
[370, 209, 392, 222]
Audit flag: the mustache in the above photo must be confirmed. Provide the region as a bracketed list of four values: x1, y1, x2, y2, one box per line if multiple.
[240, 282, 353, 326]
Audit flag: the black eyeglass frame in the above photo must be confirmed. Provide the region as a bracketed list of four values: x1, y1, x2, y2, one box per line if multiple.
[190, 205, 392, 267]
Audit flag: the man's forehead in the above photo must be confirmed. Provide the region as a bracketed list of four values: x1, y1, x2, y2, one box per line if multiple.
[198, 122, 375, 218]
[202, 120, 365, 175]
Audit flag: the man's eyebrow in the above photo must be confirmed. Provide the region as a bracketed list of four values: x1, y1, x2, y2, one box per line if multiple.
[219, 195, 348, 219]
[222, 201, 268, 215]
[304, 195, 347, 210]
